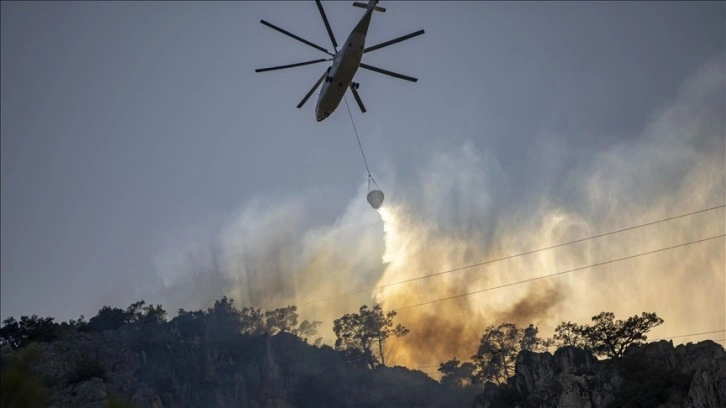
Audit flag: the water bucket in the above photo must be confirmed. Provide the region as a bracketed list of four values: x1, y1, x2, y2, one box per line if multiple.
[367, 189, 384, 209]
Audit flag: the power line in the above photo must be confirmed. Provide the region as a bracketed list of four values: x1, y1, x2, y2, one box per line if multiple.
[650, 329, 726, 342]
[289, 209, 724, 364]
[296, 205, 725, 308]
[395, 234, 724, 311]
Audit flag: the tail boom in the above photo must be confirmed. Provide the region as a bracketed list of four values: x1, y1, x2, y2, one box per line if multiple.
[353, 1, 386, 13]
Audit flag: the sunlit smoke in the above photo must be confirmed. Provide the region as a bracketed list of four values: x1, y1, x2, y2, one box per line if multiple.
[369, 57, 725, 371]
[148, 58, 725, 376]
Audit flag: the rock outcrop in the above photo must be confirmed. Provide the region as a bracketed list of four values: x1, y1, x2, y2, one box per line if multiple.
[499, 340, 725, 408]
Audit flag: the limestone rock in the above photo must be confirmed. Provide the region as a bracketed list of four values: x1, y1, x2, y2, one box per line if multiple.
[685, 343, 726, 408]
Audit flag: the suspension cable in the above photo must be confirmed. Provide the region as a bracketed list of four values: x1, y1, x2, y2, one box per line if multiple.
[344, 95, 371, 178]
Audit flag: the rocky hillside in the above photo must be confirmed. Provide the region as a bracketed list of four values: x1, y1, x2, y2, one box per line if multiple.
[2, 319, 724, 407]
[2, 325, 473, 408]
[475, 339, 725, 408]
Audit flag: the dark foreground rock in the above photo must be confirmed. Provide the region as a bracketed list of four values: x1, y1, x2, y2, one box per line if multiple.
[474, 340, 725, 408]
[19, 326, 468, 407]
[3, 324, 724, 408]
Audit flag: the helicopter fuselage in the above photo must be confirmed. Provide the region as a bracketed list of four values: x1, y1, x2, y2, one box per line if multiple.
[315, 8, 373, 122]
[255, 0, 422, 121]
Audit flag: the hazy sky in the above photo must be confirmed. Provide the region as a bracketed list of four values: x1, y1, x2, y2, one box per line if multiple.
[2, 1, 724, 368]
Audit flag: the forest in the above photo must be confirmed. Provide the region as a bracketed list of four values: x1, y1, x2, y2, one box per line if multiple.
[1, 296, 679, 408]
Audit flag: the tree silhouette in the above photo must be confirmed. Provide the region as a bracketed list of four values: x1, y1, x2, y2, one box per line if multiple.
[584, 312, 664, 358]
[140, 303, 168, 325]
[438, 357, 476, 389]
[520, 324, 551, 352]
[471, 323, 547, 385]
[551, 311, 664, 358]
[264, 305, 322, 344]
[58, 315, 87, 334]
[171, 309, 206, 341]
[0, 315, 60, 349]
[264, 305, 298, 335]
[86, 306, 128, 332]
[552, 321, 588, 349]
[124, 300, 147, 323]
[472, 323, 519, 385]
[205, 296, 248, 345]
[333, 304, 409, 369]
[125, 300, 167, 325]
[85, 300, 168, 333]
[294, 319, 323, 346]
[238, 306, 265, 335]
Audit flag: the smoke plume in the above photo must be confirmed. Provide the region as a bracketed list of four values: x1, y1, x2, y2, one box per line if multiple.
[147, 58, 725, 374]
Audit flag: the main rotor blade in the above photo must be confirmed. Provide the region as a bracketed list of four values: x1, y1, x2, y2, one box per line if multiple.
[350, 84, 366, 113]
[260, 20, 332, 55]
[364, 29, 425, 54]
[315, 0, 338, 51]
[360, 63, 418, 82]
[255, 58, 330, 73]
[297, 70, 328, 109]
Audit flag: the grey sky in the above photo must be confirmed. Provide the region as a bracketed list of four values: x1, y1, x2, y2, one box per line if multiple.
[1, 1, 724, 324]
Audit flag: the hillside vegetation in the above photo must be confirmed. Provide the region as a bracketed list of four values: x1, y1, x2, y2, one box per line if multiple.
[1, 298, 723, 407]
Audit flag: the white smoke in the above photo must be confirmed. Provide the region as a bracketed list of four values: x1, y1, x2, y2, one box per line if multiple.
[147, 57, 725, 371]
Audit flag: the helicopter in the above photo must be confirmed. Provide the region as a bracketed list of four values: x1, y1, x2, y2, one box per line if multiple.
[255, 0, 424, 122]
